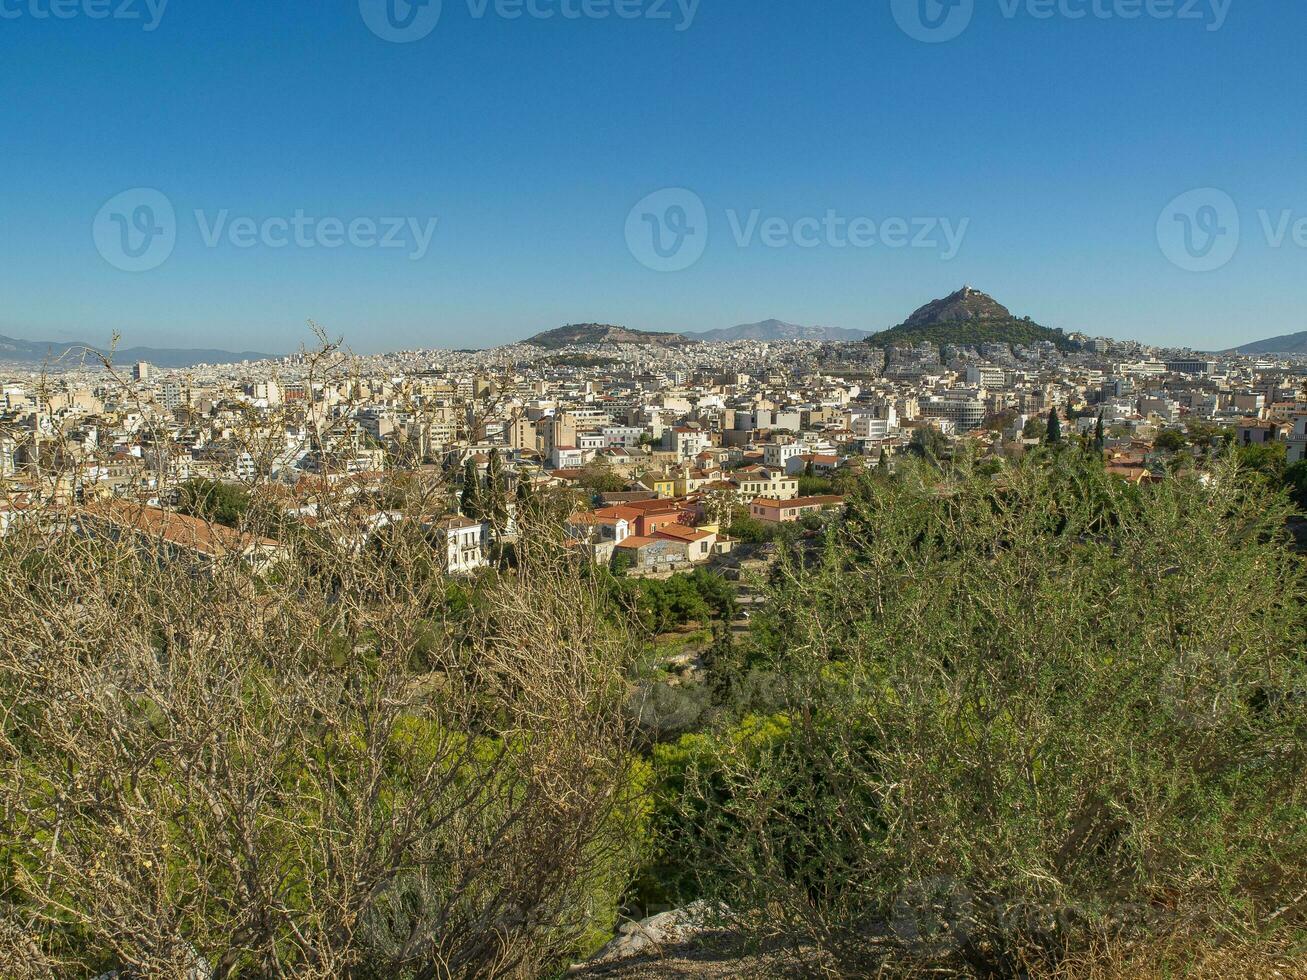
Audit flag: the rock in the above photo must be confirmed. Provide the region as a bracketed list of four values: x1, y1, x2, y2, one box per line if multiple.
[580, 901, 717, 967]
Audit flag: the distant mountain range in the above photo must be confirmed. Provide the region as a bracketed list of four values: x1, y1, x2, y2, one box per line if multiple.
[688, 319, 871, 343]
[1227, 331, 1307, 355]
[864, 286, 1081, 353]
[0, 334, 275, 368]
[522, 324, 690, 349]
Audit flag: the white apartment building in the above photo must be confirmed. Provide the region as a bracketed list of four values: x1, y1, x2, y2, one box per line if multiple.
[965, 365, 1007, 388]
[603, 426, 645, 449]
[432, 516, 488, 574]
[160, 380, 188, 409]
[762, 442, 805, 470]
[667, 426, 710, 459]
[920, 394, 986, 432]
[1288, 414, 1307, 464]
[552, 446, 587, 469]
[731, 470, 799, 502]
[850, 406, 899, 441]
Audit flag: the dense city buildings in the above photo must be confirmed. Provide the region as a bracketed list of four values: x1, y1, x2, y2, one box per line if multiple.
[3, 323, 1305, 575]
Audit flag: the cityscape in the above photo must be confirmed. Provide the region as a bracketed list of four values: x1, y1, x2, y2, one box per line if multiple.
[4, 286, 1307, 574]
[2, 2, 1305, 977]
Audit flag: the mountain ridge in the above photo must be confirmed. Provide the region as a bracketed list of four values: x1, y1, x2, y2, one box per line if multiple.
[1227, 330, 1307, 355]
[689, 319, 871, 343]
[0, 334, 276, 368]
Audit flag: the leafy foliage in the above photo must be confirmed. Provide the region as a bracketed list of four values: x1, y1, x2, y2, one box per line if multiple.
[175, 478, 250, 528]
[866, 316, 1081, 353]
[661, 455, 1307, 975]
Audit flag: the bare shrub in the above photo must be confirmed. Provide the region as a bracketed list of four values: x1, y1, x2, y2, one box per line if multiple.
[0, 343, 645, 979]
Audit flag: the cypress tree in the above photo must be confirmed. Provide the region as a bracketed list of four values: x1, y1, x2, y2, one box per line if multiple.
[515, 477, 533, 510]
[1094, 413, 1105, 453]
[460, 457, 483, 520]
[1046, 408, 1062, 445]
[485, 448, 508, 540]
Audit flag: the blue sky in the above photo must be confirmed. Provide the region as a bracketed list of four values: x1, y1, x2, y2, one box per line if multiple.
[1, 0, 1303, 354]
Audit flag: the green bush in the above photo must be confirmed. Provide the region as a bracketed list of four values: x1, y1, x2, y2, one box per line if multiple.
[666, 455, 1307, 974]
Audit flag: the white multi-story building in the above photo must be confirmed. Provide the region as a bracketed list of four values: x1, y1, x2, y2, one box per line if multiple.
[762, 442, 805, 470]
[851, 407, 899, 441]
[1287, 414, 1307, 464]
[667, 426, 710, 459]
[551, 446, 586, 469]
[577, 432, 607, 453]
[731, 469, 799, 502]
[161, 379, 187, 409]
[920, 394, 986, 432]
[965, 365, 1007, 388]
[603, 426, 645, 449]
[431, 516, 488, 574]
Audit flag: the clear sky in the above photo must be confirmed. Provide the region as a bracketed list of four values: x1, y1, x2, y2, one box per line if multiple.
[1, 0, 1303, 354]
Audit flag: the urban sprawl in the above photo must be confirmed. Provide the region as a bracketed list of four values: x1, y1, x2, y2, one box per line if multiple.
[3, 330, 1305, 575]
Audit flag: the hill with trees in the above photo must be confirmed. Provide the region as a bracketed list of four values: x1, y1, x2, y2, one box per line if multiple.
[523, 324, 690, 348]
[865, 286, 1082, 352]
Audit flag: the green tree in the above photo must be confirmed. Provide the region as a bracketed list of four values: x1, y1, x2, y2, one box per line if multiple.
[908, 426, 948, 460]
[1093, 413, 1105, 453]
[1236, 440, 1287, 481]
[175, 478, 250, 528]
[1044, 407, 1061, 444]
[1284, 459, 1307, 510]
[460, 457, 483, 519]
[1023, 416, 1047, 441]
[1153, 429, 1187, 452]
[484, 447, 508, 541]
[797, 474, 834, 497]
[579, 458, 628, 494]
[725, 505, 773, 545]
